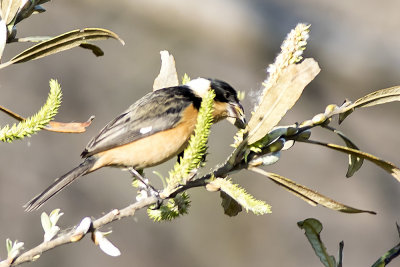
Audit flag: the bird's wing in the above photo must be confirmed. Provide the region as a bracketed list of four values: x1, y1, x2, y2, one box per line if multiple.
[81, 87, 200, 157]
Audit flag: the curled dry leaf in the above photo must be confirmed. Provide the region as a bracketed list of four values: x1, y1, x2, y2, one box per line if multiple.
[0, 103, 94, 133]
[45, 116, 95, 133]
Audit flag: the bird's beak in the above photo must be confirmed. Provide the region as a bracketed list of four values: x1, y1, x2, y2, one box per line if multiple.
[226, 102, 246, 129]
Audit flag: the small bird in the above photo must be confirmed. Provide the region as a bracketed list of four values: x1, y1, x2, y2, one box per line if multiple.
[24, 78, 245, 211]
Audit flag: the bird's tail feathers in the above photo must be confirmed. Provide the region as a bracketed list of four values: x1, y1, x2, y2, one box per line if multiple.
[24, 157, 96, 212]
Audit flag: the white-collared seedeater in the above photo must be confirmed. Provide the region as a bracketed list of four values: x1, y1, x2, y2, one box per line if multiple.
[24, 78, 245, 211]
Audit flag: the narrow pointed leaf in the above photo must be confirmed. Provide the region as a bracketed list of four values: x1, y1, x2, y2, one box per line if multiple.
[302, 140, 400, 183]
[250, 168, 376, 214]
[247, 58, 320, 144]
[0, 28, 124, 69]
[338, 241, 344, 267]
[371, 223, 400, 267]
[297, 218, 336, 267]
[339, 86, 400, 123]
[353, 86, 400, 108]
[323, 126, 363, 177]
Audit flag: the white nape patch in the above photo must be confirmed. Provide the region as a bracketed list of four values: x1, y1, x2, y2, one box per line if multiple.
[139, 126, 152, 134]
[185, 78, 211, 97]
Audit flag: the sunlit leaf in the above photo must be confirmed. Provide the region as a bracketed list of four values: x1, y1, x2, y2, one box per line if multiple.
[353, 86, 400, 108]
[0, 19, 6, 60]
[250, 168, 376, 214]
[0, 28, 124, 69]
[247, 58, 320, 144]
[12, 36, 51, 42]
[302, 140, 400, 183]
[1, 0, 23, 24]
[323, 126, 363, 178]
[153, 50, 179, 91]
[339, 86, 400, 123]
[297, 218, 336, 267]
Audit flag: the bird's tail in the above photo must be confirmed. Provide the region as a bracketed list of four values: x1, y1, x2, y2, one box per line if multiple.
[24, 157, 97, 211]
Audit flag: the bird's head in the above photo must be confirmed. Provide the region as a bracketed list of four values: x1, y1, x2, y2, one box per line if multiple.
[186, 78, 246, 129]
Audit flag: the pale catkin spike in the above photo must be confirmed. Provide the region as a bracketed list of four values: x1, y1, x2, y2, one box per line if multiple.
[259, 23, 310, 111]
[232, 23, 310, 147]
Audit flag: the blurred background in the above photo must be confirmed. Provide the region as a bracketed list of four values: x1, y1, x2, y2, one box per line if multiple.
[1, 0, 399, 266]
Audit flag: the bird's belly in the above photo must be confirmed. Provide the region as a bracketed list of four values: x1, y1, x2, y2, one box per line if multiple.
[92, 119, 197, 170]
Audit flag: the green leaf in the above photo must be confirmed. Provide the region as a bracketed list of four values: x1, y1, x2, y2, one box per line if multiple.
[371, 223, 400, 267]
[339, 86, 400, 123]
[302, 140, 400, 183]
[0, 79, 62, 142]
[79, 43, 104, 57]
[338, 241, 344, 267]
[0, 28, 124, 69]
[323, 126, 363, 178]
[297, 218, 336, 267]
[250, 168, 376, 214]
[220, 191, 243, 217]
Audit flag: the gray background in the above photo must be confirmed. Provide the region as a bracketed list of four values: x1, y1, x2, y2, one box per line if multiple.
[1, 1, 399, 266]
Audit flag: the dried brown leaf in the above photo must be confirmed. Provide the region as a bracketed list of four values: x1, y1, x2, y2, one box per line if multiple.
[303, 140, 400, 183]
[250, 167, 376, 214]
[247, 58, 320, 144]
[44, 116, 94, 133]
[0, 104, 94, 133]
[339, 86, 400, 123]
[0, 28, 124, 69]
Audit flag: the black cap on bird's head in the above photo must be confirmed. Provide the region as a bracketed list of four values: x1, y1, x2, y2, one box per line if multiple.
[185, 78, 246, 129]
